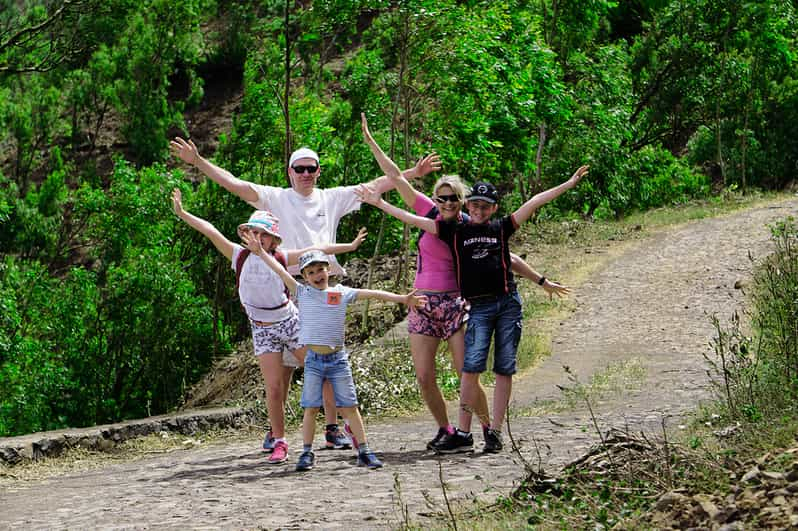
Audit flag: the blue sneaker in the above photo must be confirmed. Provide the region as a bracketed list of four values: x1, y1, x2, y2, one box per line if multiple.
[296, 450, 315, 472]
[262, 429, 275, 452]
[357, 451, 383, 469]
[325, 425, 352, 450]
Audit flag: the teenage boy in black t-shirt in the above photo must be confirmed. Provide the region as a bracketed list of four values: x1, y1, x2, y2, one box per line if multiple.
[356, 144, 588, 453]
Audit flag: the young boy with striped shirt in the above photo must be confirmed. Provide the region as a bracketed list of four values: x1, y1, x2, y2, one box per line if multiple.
[243, 239, 427, 471]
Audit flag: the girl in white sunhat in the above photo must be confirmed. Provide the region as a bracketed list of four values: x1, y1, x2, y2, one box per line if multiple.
[171, 188, 367, 465]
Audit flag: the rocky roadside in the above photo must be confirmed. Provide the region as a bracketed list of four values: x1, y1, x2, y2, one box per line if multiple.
[650, 446, 798, 529]
[0, 408, 251, 466]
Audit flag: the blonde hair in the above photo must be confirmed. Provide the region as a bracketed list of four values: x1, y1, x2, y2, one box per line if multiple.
[433, 174, 467, 202]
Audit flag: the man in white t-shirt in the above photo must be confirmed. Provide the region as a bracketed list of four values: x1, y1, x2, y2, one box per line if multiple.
[170, 136, 440, 446]
[170, 139, 439, 275]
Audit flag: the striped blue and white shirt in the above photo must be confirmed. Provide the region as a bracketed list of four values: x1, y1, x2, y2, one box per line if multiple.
[296, 284, 358, 348]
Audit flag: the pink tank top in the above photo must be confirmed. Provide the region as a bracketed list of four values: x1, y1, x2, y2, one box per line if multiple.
[413, 193, 461, 292]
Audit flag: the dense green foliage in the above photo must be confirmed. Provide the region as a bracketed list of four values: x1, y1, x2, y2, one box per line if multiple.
[1, 0, 796, 436]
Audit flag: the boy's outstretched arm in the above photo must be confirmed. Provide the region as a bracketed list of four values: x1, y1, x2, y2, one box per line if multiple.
[355, 288, 428, 308]
[509, 254, 571, 300]
[283, 228, 368, 266]
[355, 184, 438, 234]
[170, 137, 259, 203]
[361, 113, 441, 195]
[241, 231, 299, 295]
[512, 165, 589, 226]
[171, 188, 235, 260]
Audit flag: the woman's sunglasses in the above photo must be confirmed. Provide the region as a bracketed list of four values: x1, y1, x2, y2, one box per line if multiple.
[292, 164, 319, 174]
[434, 194, 460, 204]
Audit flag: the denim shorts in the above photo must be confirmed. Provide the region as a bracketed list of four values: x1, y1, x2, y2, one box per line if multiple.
[407, 291, 469, 339]
[300, 349, 359, 408]
[463, 291, 522, 376]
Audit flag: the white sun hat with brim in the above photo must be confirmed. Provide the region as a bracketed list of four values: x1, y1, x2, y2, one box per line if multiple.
[237, 210, 282, 243]
[298, 249, 330, 273]
[289, 147, 319, 167]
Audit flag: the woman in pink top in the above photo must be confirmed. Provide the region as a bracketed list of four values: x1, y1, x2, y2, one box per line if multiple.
[361, 115, 569, 453]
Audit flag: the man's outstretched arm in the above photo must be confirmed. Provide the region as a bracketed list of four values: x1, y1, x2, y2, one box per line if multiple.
[170, 137, 259, 203]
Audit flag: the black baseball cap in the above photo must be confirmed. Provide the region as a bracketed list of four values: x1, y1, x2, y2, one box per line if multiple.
[466, 181, 498, 204]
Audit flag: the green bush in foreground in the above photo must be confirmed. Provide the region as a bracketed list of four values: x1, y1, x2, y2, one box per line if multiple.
[706, 217, 798, 423]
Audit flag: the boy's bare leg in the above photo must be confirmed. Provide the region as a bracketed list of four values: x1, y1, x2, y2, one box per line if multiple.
[302, 407, 320, 445]
[258, 352, 288, 438]
[458, 371, 483, 430]
[323, 382, 339, 425]
[491, 374, 513, 431]
[459, 378, 490, 432]
[410, 334, 448, 427]
[339, 406, 367, 444]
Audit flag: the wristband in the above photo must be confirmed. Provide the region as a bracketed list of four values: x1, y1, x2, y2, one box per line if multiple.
[537, 276, 546, 286]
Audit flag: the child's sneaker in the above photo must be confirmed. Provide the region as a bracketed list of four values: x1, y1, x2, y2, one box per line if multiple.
[357, 451, 383, 469]
[295, 450, 315, 471]
[343, 422, 359, 449]
[262, 429, 275, 452]
[268, 440, 288, 464]
[483, 428, 503, 453]
[432, 429, 474, 454]
[426, 427, 448, 450]
[325, 425, 352, 449]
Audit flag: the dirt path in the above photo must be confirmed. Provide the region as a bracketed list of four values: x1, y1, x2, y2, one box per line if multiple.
[2, 199, 797, 530]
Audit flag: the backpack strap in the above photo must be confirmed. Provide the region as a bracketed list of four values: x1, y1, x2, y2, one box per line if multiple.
[415, 205, 440, 276]
[415, 205, 440, 248]
[235, 248, 250, 295]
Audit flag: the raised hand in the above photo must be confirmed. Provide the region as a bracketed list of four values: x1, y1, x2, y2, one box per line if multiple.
[409, 152, 442, 182]
[170, 137, 200, 166]
[568, 165, 589, 188]
[361, 112, 402, 179]
[361, 112, 376, 146]
[350, 227, 368, 250]
[354, 183, 382, 206]
[404, 289, 429, 309]
[171, 188, 184, 216]
[542, 279, 571, 300]
[240, 229, 265, 256]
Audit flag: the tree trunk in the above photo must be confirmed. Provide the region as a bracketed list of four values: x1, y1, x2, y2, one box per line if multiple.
[360, 211, 387, 334]
[283, 0, 292, 165]
[529, 122, 547, 196]
[715, 99, 725, 187]
[393, 13, 412, 293]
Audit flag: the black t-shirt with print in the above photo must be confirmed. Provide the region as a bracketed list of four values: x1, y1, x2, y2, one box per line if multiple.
[436, 215, 517, 300]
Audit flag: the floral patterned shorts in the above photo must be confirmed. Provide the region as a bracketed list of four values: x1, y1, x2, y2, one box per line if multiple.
[250, 306, 302, 368]
[407, 291, 470, 340]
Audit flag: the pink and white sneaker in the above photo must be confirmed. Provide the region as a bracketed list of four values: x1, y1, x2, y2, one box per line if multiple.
[268, 441, 288, 464]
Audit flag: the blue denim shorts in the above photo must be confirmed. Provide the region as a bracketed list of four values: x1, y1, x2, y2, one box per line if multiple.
[463, 291, 522, 376]
[300, 349, 359, 408]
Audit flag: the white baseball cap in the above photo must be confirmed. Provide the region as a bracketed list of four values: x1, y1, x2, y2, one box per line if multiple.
[289, 147, 319, 167]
